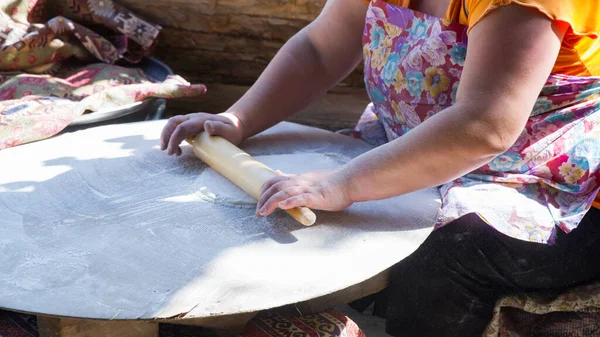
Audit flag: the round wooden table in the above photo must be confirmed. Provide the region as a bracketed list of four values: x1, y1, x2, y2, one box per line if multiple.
[0, 121, 440, 336]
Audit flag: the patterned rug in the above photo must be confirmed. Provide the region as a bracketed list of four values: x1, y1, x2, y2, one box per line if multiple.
[0, 309, 365, 337]
[0, 311, 37, 337]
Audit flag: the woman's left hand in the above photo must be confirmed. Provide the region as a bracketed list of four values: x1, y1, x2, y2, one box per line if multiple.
[256, 169, 353, 217]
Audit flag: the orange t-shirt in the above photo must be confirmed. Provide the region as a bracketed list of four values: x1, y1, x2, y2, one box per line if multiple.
[375, 0, 600, 76]
[363, 0, 600, 208]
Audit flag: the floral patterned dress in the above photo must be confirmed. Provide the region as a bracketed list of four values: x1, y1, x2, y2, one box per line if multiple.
[347, 0, 600, 243]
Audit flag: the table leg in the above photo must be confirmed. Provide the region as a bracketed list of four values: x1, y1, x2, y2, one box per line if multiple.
[37, 316, 159, 337]
[212, 324, 247, 337]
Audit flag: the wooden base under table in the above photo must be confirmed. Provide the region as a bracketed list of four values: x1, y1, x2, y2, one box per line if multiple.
[31, 271, 389, 337]
[37, 316, 159, 337]
[36, 317, 251, 337]
[34, 311, 256, 337]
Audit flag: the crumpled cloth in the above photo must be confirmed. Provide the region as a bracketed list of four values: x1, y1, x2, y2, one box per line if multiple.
[484, 282, 600, 337]
[0, 0, 206, 150]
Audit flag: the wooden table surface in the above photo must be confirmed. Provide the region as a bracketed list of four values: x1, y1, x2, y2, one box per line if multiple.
[0, 121, 440, 336]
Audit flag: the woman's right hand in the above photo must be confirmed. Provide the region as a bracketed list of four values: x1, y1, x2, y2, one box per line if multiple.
[160, 112, 245, 156]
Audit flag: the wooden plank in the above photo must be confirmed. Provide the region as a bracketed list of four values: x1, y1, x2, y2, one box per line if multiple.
[152, 14, 308, 41]
[153, 29, 365, 87]
[157, 312, 256, 330]
[165, 83, 370, 130]
[118, 0, 326, 26]
[37, 316, 158, 337]
[119, 0, 364, 86]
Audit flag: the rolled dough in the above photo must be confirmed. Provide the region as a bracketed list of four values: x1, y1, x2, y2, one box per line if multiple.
[0, 120, 441, 322]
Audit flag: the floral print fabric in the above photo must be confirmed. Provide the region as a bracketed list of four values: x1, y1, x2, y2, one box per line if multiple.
[0, 0, 206, 150]
[0, 0, 161, 71]
[0, 66, 206, 149]
[348, 0, 600, 243]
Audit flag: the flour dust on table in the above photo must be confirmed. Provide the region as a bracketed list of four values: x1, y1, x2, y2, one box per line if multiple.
[188, 153, 350, 207]
[0, 120, 440, 321]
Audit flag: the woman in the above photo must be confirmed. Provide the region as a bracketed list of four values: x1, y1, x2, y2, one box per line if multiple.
[161, 0, 600, 336]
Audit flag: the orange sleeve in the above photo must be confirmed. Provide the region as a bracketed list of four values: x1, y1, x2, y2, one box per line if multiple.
[462, 0, 600, 41]
[594, 192, 600, 210]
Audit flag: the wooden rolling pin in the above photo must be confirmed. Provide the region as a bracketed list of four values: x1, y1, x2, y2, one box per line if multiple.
[188, 133, 317, 226]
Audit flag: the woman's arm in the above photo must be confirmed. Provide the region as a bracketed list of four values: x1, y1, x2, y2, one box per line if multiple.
[343, 4, 569, 201]
[229, 0, 368, 139]
[161, 0, 368, 154]
[257, 4, 569, 215]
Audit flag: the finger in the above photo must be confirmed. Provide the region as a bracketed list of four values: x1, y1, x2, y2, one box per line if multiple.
[259, 176, 289, 197]
[167, 119, 206, 155]
[160, 115, 188, 150]
[278, 193, 317, 210]
[205, 120, 239, 142]
[257, 179, 292, 215]
[258, 187, 306, 217]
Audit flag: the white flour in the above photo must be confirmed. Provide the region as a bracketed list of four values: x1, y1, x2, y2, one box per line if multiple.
[0, 120, 441, 321]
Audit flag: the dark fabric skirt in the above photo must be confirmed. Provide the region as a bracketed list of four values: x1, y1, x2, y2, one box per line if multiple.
[351, 208, 600, 337]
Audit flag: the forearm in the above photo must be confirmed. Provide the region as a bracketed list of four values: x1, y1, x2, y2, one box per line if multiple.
[254, 3, 565, 215]
[228, 28, 361, 139]
[342, 102, 526, 202]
